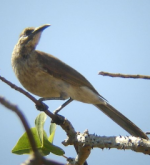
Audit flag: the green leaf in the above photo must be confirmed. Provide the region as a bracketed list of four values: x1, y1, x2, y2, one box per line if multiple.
[48, 123, 56, 143]
[35, 112, 47, 143]
[12, 112, 65, 156]
[12, 127, 41, 155]
[42, 131, 65, 155]
[35, 113, 64, 155]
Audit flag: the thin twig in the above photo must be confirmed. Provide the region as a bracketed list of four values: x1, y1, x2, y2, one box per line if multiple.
[0, 75, 39, 104]
[99, 72, 150, 79]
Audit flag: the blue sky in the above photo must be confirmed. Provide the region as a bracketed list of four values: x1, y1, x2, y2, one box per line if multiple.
[0, 0, 150, 164]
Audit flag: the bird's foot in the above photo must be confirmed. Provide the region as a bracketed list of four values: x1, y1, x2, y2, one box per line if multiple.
[36, 99, 49, 111]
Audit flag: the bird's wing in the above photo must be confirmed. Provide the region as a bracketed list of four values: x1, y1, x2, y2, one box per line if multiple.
[37, 50, 101, 96]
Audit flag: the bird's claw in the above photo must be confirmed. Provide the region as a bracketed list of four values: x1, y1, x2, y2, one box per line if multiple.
[36, 100, 49, 111]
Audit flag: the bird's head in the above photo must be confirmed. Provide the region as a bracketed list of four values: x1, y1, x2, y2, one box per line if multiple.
[17, 24, 50, 52]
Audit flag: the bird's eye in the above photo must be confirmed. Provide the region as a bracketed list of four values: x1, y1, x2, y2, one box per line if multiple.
[25, 30, 33, 36]
[19, 28, 35, 38]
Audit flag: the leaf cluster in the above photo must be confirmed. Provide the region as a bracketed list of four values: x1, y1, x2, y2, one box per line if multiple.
[12, 112, 65, 156]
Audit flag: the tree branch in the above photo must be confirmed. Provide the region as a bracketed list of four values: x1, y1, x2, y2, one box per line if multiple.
[56, 117, 150, 164]
[99, 72, 150, 79]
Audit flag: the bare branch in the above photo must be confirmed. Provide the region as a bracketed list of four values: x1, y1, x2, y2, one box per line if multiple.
[60, 118, 150, 164]
[0, 75, 38, 103]
[62, 125, 150, 154]
[99, 72, 150, 79]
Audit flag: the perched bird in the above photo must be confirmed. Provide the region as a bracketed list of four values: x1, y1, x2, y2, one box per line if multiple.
[11, 24, 148, 139]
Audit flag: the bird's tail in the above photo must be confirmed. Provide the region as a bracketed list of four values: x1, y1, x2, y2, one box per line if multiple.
[94, 103, 148, 139]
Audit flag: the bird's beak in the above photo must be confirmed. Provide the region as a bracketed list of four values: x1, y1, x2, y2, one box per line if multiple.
[25, 24, 51, 45]
[33, 24, 51, 35]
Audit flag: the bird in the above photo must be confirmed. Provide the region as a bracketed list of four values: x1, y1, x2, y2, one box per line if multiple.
[11, 24, 148, 139]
